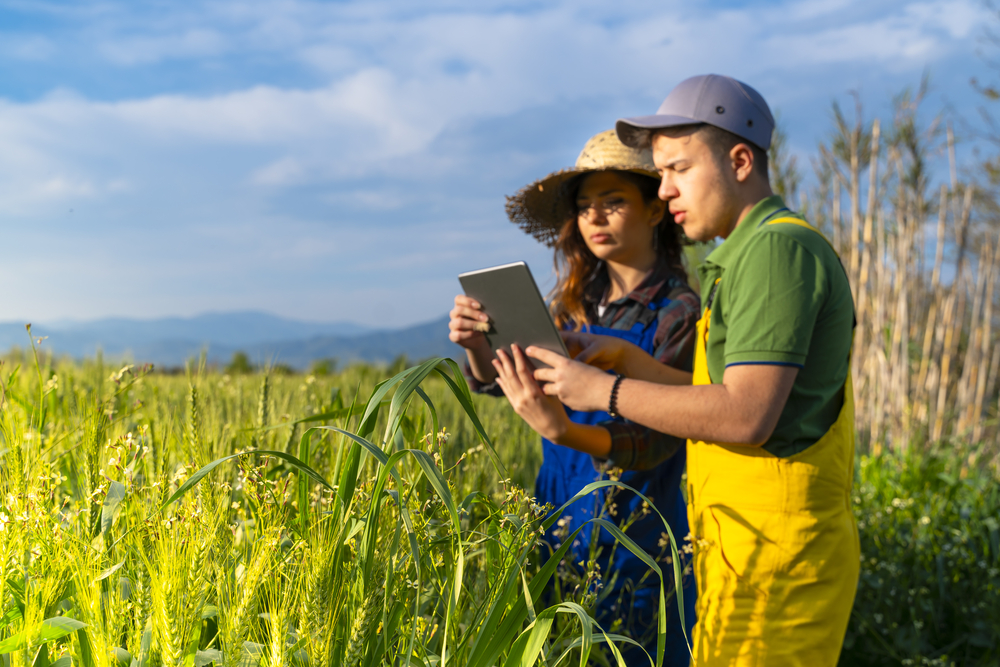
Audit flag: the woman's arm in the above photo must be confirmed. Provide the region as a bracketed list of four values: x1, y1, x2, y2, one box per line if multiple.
[565, 332, 692, 385]
[563, 289, 699, 386]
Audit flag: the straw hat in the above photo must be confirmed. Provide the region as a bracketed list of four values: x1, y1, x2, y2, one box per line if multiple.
[504, 129, 660, 246]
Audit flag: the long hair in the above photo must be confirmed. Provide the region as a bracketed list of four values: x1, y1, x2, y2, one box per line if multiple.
[549, 170, 687, 330]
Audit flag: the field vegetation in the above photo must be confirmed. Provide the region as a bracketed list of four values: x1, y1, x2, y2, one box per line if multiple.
[3, 78, 1000, 666]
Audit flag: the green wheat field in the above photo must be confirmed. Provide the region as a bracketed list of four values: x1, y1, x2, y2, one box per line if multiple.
[0, 336, 997, 667]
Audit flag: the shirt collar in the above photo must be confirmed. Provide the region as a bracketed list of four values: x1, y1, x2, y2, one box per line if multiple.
[585, 260, 682, 309]
[703, 195, 788, 270]
[627, 261, 681, 307]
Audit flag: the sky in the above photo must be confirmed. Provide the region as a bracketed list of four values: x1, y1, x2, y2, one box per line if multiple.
[0, 0, 994, 328]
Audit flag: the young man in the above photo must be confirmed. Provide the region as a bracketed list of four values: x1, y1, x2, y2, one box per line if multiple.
[524, 75, 859, 665]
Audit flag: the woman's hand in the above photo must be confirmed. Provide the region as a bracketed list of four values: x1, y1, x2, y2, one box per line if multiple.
[562, 331, 633, 373]
[527, 346, 617, 413]
[449, 294, 497, 384]
[449, 295, 491, 350]
[492, 344, 572, 441]
[563, 331, 693, 387]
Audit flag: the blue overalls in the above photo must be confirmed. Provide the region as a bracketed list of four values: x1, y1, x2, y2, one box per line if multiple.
[534, 297, 696, 666]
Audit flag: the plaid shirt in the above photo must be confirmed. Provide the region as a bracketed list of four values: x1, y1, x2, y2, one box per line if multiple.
[466, 261, 700, 471]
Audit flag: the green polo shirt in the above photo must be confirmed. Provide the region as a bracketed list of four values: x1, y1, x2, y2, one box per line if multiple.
[696, 195, 854, 457]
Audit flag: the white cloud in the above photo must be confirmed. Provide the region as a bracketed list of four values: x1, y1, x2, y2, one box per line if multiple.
[98, 28, 228, 65]
[0, 0, 990, 324]
[252, 157, 306, 186]
[0, 33, 55, 60]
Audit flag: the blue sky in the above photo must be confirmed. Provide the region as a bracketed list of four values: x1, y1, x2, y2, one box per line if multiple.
[0, 0, 993, 327]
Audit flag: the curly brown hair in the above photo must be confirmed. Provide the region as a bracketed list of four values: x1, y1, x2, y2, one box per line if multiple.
[549, 170, 687, 330]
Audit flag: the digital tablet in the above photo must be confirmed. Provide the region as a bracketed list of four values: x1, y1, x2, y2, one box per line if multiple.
[458, 261, 569, 368]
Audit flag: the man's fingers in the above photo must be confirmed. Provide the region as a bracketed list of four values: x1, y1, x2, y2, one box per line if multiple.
[525, 346, 563, 366]
[539, 381, 560, 396]
[532, 367, 555, 384]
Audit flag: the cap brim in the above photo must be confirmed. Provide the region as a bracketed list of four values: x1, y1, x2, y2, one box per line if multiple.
[616, 114, 700, 148]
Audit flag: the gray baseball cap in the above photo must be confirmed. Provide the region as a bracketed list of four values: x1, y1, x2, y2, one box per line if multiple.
[616, 74, 775, 151]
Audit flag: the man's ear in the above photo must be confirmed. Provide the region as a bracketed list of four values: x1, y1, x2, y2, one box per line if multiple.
[730, 143, 755, 183]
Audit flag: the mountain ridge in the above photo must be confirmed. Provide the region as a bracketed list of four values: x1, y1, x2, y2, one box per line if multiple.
[0, 311, 460, 368]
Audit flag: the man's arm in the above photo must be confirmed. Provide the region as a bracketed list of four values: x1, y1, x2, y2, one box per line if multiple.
[529, 348, 798, 448]
[614, 363, 798, 444]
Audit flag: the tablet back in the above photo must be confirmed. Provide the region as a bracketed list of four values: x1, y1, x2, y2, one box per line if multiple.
[458, 261, 568, 367]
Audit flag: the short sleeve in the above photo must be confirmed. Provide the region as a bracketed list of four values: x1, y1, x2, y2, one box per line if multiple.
[722, 231, 826, 368]
[652, 290, 700, 372]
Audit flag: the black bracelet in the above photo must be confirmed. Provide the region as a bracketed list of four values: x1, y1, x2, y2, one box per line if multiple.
[608, 374, 625, 419]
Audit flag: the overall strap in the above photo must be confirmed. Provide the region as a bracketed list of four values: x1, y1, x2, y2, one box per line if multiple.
[704, 278, 722, 312]
[765, 215, 857, 329]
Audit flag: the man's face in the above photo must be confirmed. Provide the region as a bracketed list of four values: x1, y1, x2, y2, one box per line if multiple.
[651, 130, 738, 242]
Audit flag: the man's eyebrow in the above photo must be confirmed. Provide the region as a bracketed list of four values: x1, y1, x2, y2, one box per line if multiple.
[661, 158, 689, 170]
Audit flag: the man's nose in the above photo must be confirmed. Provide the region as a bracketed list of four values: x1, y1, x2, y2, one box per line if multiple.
[658, 174, 677, 201]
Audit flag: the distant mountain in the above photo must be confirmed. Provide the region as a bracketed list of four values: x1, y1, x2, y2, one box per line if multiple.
[0, 311, 461, 369]
[245, 316, 457, 369]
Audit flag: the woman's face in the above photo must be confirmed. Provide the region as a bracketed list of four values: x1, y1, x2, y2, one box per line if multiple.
[575, 171, 665, 266]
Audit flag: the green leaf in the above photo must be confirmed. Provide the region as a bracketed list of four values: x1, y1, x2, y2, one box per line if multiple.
[501, 611, 554, 667]
[101, 481, 127, 535]
[32, 643, 49, 667]
[159, 450, 333, 511]
[112, 648, 132, 667]
[0, 606, 22, 631]
[95, 560, 125, 583]
[0, 617, 87, 655]
[239, 642, 264, 667]
[194, 649, 222, 667]
[76, 628, 95, 667]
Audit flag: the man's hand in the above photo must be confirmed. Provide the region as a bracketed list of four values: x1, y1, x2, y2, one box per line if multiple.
[526, 346, 617, 413]
[492, 344, 573, 440]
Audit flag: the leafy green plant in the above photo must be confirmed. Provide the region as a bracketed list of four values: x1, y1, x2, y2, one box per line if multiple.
[842, 448, 1000, 666]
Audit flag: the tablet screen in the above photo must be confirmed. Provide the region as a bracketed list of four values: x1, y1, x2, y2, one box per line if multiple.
[458, 261, 568, 368]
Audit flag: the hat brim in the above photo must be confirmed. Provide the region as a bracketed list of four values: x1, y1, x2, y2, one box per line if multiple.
[616, 114, 700, 148]
[505, 166, 660, 247]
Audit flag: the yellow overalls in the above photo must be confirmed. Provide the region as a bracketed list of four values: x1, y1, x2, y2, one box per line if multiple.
[686, 218, 860, 666]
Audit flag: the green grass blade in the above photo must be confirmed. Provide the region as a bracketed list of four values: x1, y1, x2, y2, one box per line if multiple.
[159, 449, 333, 511]
[433, 362, 508, 478]
[0, 618, 88, 655]
[384, 358, 447, 446]
[500, 609, 555, 667]
[297, 428, 313, 540]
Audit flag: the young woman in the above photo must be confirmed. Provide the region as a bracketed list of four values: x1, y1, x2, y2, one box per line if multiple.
[449, 130, 698, 664]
